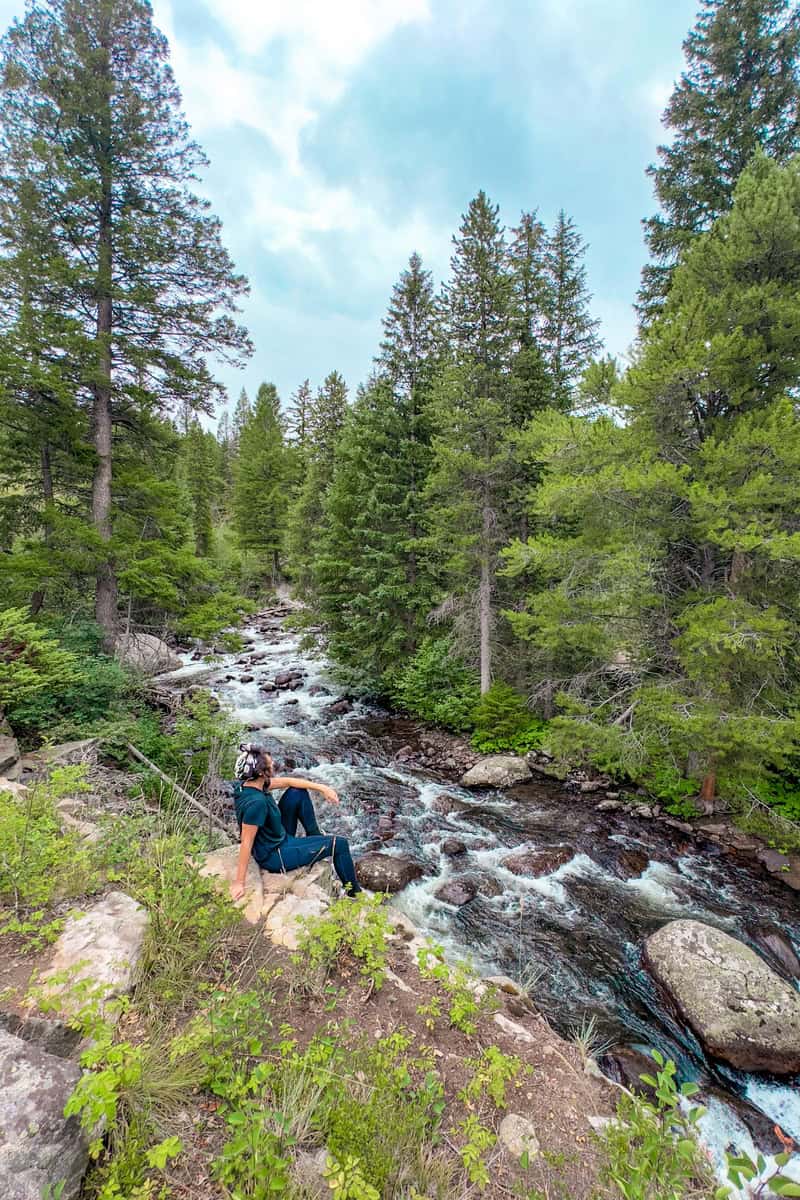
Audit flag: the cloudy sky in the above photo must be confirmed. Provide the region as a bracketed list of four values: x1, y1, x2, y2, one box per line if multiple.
[0, 0, 699, 417]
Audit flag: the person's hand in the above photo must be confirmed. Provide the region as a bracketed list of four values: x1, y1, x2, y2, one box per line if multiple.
[229, 880, 246, 902]
[320, 785, 339, 804]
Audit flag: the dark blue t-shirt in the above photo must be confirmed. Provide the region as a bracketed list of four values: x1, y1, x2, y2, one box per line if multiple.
[233, 782, 285, 867]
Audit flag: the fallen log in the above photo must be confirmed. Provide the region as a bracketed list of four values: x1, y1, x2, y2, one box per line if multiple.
[126, 742, 234, 842]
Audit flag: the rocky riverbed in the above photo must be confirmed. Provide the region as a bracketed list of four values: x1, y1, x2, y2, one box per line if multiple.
[157, 605, 800, 1183]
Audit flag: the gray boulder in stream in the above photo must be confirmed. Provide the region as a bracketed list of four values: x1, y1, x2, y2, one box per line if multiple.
[461, 755, 532, 788]
[355, 852, 423, 892]
[644, 919, 800, 1075]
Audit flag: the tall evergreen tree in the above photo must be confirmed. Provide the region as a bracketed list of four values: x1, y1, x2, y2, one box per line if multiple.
[284, 371, 348, 596]
[0, 0, 251, 645]
[232, 382, 287, 581]
[286, 379, 312, 449]
[508, 210, 550, 350]
[506, 156, 800, 806]
[231, 388, 252, 454]
[639, 0, 800, 319]
[181, 419, 217, 557]
[429, 194, 517, 692]
[441, 191, 514, 376]
[539, 211, 601, 408]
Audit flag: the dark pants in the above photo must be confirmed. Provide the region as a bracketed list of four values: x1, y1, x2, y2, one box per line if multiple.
[260, 787, 361, 895]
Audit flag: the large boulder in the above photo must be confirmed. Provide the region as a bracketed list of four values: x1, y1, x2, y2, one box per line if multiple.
[0, 1028, 89, 1200]
[38, 892, 149, 1017]
[501, 845, 574, 877]
[115, 631, 182, 675]
[355, 852, 423, 893]
[461, 755, 532, 789]
[644, 919, 800, 1074]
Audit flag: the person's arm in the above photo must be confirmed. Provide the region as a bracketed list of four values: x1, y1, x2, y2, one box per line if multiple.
[269, 775, 339, 804]
[230, 823, 258, 901]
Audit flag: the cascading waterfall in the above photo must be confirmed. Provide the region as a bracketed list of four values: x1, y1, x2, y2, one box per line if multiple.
[169, 612, 800, 1184]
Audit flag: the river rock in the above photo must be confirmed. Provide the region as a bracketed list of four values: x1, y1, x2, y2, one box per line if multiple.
[501, 845, 574, 877]
[38, 892, 149, 1015]
[441, 838, 467, 857]
[461, 755, 532, 789]
[435, 878, 476, 906]
[0, 731, 20, 776]
[498, 1113, 539, 1159]
[748, 926, 800, 981]
[614, 850, 650, 880]
[644, 919, 800, 1074]
[596, 798, 622, 813]
[0, 1027, 89, 1200]
[599, 1046, 661, 1100]
[476, 874, 503, 898]
[323, 698, 352, 717]
[239, 674, 254, 683]
[355, 852, 423, 893]
[115, 631, 182, 675]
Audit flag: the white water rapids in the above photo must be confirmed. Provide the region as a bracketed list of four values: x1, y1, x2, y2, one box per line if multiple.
[168, 613, 800, 1189]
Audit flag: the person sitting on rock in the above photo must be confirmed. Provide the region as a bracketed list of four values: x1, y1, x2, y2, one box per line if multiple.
[229, 743, 362, 901]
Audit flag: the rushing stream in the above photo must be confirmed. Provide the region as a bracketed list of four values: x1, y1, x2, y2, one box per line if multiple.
[170, 609, 800, 1180]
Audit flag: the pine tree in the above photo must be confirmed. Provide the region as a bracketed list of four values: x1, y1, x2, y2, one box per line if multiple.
[286, 379, 312, 449]
[316, 378, 435, 685]
[442, 191, 514, 377]
[506, 156, 800, 806]
[231, 388, 252, 454]
[378, 251, 439, 395]
[0, 0, 251, 645]
[284, 371, 348, 596]
[181, 419, 217, 557]
[508, 210, 550, 350]
[232, 382, 287, 581]
[539, 211, 601, 408]
[639, 0, 800, 319]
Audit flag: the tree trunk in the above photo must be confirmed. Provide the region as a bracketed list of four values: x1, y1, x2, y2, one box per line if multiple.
[92, 28, 117, 650]
[29, 440, 53, 617]
[699, 770, 716, 811]
[479, 505, 492, 694]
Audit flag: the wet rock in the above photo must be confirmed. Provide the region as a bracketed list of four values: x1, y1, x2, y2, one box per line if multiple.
[435, 878, 477, 906]
[580, 780, 606, 794]
[748, 925, 800, 981]
[757, 847, 793, 874]
[394, 745, 415, 762]
[283, 698, 299, 706]
[355, 852, 423, 893]
[323, 698, 352, 717]
[261, 682, 276, 693]
[596, 798, 622, 813]
[441, 838, 467, 857]
[599, 1046, 661, 1100]
[644, 919, 800, 1074]
[115, 631, 182, 675]
[498, 1113, 539, 1159]
[430, 793, 462, 815]
[0, 1028, 89, 1200]
[501, 845, 575, 877]
[614, 850, 650, 880]
[461, 755, 532, 789]
[307, 685, 329, 697]
[288, 678, 304, 690]
[274, 670, 304, 687]
[476, 875, 503, 898]
[239, 674, 254, 684]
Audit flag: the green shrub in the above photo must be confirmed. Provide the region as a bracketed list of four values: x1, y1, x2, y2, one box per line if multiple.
[598, 1051, 714, 1200]
[0, 606, 85, 710]
[294, 894, 392, 992]
[391, 638, 479, 732]
[0, 766, 97, 913]
[471, 681, 548, 754]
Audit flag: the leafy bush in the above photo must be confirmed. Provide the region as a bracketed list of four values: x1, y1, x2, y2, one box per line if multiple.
[391, 638, 479, 732]
[598, 1050, 714, 1200]
[0, 766, 97, 912]
[294, 893, 392, 992]
[416, 943, 499, 1035]
[471, 681, 547, 754]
